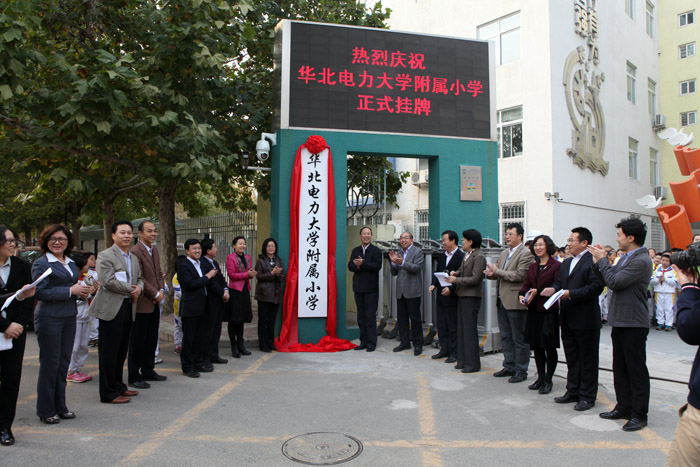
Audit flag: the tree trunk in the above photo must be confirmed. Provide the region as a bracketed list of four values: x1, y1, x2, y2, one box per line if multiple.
[69, 203, 83, 248]
[102, 198, 115, 248]
[158, 183, 177, 315]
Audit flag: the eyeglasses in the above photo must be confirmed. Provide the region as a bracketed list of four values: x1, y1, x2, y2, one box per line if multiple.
[4, 239, 16, 246]
[49, 237, 68, 244]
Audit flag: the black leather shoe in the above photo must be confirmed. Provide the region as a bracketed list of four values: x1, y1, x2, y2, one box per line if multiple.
[129, 380, 150, 389]
[393, 344, 410, 352]
[143, 373, 167, 381]
[58, 411, 76, 420]
[574, 400, 595, 411]
[39, 416, 60, 425]
[366, 346, 375, 352]
[508, 372, 527, 383]
[237, 342, 252, 356]
[600, 408, 631, 420]
[528, 380, 543, 390]
[195, 365, 214, 373]
[493, 368, 515, 377]
[231, 344, 241, 358]
[211, 356, 229, 364]
[538, 382, 553, 394]
[445, 357, 457, 364]
[183, 370, 200, 378]
[354, 344, 367, 350]
[455, 364, 465, 370]
[431, 351, 448, 360]
[554, 393, 579, 404]
[0, 428, 14, 446]
[461, 368, 479, 373]
[414, 347, 422, 356]
[622, 418, 647, 431]
[260, 347, 272, 353]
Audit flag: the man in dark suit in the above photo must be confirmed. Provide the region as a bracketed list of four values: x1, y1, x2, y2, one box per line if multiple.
[200, 239, 229, 365]
[485, 223, 534, 383]
[590, 217, 653, 432]
[177, 239, 217, 378]
[348, 227, 383, 352]
[390, 232, 425, 356]
[542, 227, 603, 411]
[430, 230, 465, 363]
[128, 221, 167, 389]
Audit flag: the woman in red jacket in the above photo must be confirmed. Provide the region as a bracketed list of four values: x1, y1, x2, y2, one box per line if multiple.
[225, 236, 256, 358]
[519, 234, 561, 395]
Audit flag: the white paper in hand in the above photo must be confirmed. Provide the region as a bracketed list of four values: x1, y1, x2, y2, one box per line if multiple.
[115, 271, 128, 283]
[544, 289, 565, 310]
[433, 272, 451, 287]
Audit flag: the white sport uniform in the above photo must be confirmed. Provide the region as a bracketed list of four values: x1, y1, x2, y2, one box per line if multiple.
[651, 266, 679, 327]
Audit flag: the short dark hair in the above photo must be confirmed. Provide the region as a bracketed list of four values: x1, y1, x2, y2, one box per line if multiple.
[616, 217, 647, 246]
[462, 229, 482, 249]
[558, 247, 566, 253]
[72, 253, 87, 270]
[571, 227, 593, 246]
[138, 220, 155, 232]
[360, 227, 372, 235]
[39, 224, 75, 255]
[530, 234, 557, 257]
[84, 252, 96, 260]
[111, 220, 133, 234]
[261, 237, 279, 257]
[174, 254, 187, 269]
[442, 230, 458, 244]
[201, 238, 216, 255]
[231, 236, 246, 247]
[661, 253, 671, 259]
[0, 225, 18, 248]
[184, 238, 200, 251]
[506, 223, 524, 238]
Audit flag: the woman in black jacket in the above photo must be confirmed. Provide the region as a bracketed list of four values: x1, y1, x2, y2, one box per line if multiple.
[0, 226, 36, 446]
[254, 238, 285, 352]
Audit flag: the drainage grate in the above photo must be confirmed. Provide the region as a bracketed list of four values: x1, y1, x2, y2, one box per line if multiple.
[282, 432, 363, 465]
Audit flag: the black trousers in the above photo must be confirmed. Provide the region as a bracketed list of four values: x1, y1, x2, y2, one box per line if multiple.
[128, 306, 160, 382]
[354, 292, 378, 348]
[561, 324, 600, 402]
[181, 315, 207, 371]
[397, 296, 423, 348]
[99, 300, 132, 402]
[457, 297, 481, 371]
[198, 308, 217, 364]
[208, 304, 224, 358]
[257, 301, 279, 349]
[35, 314, 75, 417]
[436, 303, 458, 357]
[0, 331, 26, 429]
[611, 326, 650, 420]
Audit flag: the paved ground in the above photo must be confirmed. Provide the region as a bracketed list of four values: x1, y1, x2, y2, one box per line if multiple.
[1, 323, 694, 466]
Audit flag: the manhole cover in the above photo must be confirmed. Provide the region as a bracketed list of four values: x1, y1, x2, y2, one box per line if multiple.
[680, 359, 694, 365]
[282, 432, 363, 465]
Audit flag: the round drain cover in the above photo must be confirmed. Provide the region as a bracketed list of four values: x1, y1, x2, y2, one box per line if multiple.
[282, 432, 363, 465]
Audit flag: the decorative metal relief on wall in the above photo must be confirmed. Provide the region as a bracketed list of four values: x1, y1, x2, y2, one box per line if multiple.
[563, 0, 608, 175]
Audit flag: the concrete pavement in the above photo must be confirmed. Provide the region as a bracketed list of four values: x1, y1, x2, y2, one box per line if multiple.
[0, 323, 695, 466]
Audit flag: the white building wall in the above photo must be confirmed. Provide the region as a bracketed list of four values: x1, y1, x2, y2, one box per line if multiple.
[386, 0, 661, 247]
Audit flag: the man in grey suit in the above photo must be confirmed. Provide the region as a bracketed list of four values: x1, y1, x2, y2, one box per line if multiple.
[590, 217, 652, 432]
[390, 232, 424, 356]
[485, 223, 534, 383]
[88, 221, 144, 404]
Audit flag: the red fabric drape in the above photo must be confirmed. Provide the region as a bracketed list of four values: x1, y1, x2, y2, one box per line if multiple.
[275, 136, 355, 353]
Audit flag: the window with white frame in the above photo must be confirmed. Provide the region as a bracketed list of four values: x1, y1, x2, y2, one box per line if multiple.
[646, 1, 654, 36]
[477, 12, 521, 65]
[627, 62, 637, 104]
[651, 217, 665, 252]
[497, 106, 523, 158]
[648, 79, 656, 115]
[681, 111, 697, 126]
[649, 147, 658, 186]
[414, 209, 429, 242]
[679, 11, 695, 27]
[681, 79, 697, 95]
[629, 138, 639, 180]
[498, 203, 525, 245]
[680, 43, 696, 59]
[625, 0, 634, 19]
[417, 158, 429, 171]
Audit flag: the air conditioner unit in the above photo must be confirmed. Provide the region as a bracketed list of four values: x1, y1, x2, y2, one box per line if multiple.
[410, 170, 429, 186]
[653, 186, 667, 199]
[653, 114, 666, 130]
